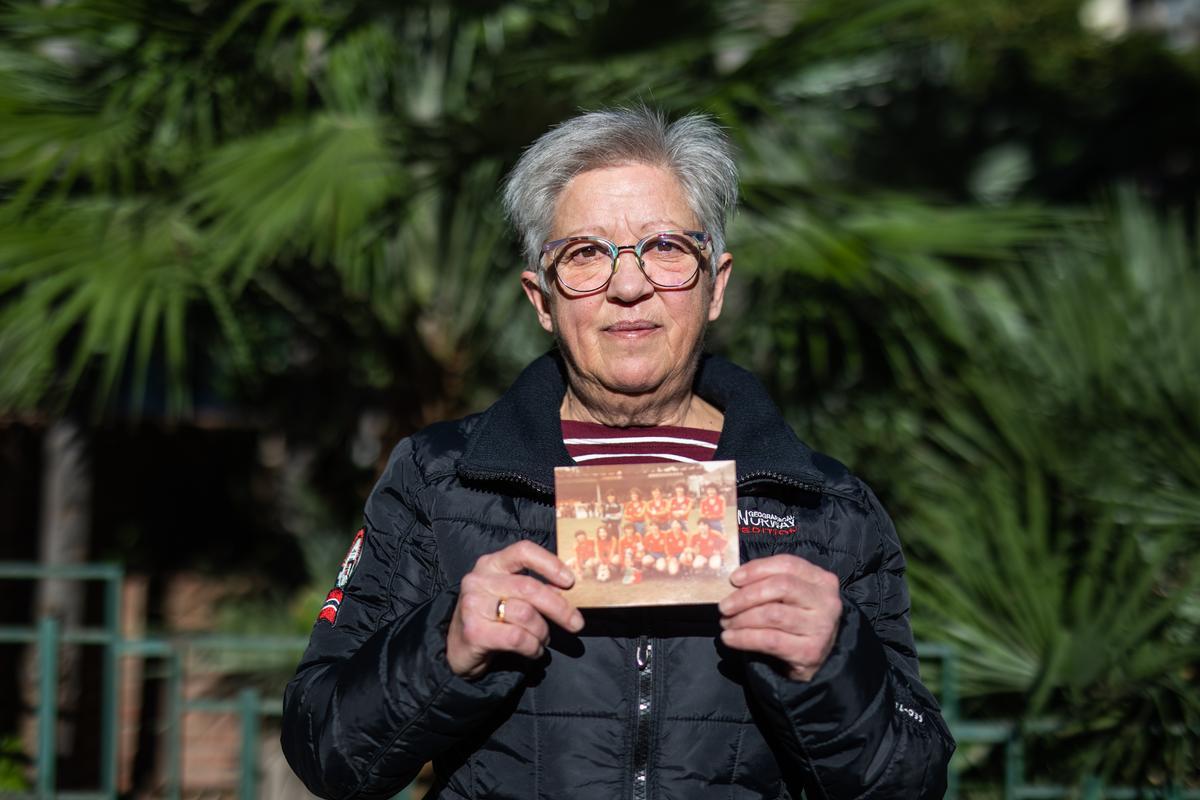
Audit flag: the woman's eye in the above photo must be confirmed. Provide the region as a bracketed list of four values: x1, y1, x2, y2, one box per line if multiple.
[567, 244, 604, 262]
[648, 238, 690, 258]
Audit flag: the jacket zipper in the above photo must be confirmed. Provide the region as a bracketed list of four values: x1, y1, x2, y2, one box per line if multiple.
[456, 467, 554, 498]
[737, 469, 823, 494]
[632, 636, 653, 800]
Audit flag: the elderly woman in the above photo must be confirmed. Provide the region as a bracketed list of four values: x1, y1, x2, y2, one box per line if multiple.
[282, 107, 954, 799]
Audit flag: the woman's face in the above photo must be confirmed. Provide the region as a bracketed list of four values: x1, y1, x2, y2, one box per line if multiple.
[522, 163, 731, 400]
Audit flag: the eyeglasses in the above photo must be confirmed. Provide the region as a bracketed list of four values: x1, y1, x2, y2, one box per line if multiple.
[541, 230, 711, 294]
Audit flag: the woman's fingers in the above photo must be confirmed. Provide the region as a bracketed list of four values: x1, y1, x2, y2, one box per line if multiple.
[719, 621, 835, 682]
[461, 591, 551, 644]
[719, 556, 840, 617]
[717, 555, 843, 682]
[728, 554, 834, 588]
[458, 599, 547, 661]
[462, 570, 583, 633]
[448, 540, 585, 678]
[475, 540, 576, 589]
[720, 601, 812, 635]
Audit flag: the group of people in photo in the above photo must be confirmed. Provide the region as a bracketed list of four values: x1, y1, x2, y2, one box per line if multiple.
[564, 483, 730, 584]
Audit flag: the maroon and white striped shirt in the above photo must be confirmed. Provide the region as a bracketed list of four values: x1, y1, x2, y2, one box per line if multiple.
[561, 420, 720, 464]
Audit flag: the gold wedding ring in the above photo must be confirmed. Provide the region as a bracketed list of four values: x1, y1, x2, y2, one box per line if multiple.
[495, 597, 508, 623]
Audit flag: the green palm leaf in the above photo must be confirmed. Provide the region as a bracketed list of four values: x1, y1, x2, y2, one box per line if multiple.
[0, 201, 206, 414]
[188, 112, 403, 289]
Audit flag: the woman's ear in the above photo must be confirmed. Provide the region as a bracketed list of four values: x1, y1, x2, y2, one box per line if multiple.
[521, 270, 555, 333]
[707, 253, 733, 322]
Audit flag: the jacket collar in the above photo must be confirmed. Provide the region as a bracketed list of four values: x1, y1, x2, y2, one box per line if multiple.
[456, 351, 826, 495]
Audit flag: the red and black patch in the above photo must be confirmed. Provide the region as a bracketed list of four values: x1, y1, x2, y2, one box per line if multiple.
[317, 588, 344, 625]
[316, 528, 367, 626]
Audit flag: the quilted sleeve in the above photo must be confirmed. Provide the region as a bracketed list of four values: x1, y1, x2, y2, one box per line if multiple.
[745, 485, 956, 799]
[281, 437, 525, 800]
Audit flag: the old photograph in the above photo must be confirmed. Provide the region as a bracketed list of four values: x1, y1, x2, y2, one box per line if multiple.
[554, 460, 738, 608]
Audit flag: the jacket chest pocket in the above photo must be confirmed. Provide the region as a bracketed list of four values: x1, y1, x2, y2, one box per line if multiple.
[430, 495, 556, 586]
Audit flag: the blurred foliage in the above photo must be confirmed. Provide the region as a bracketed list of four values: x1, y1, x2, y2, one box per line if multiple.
[0, 736, 29, 791]
[897, 191, 1200, 783]
[1, 0, 1199, 789]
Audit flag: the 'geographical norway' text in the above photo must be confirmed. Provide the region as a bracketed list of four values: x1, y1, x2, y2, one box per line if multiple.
[737, 509, 797, 535]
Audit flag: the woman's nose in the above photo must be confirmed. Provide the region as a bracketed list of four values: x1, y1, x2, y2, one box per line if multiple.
[606, 249, 654, 302]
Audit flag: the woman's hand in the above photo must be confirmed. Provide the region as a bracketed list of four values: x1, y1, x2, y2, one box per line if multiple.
[447, 540, 584, 679]
[718, 555, 842, 681]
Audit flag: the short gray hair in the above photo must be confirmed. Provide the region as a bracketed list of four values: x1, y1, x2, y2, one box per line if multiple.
[501, 106, 738, 288]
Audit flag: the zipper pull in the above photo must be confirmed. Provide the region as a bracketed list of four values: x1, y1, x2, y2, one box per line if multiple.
[636, 637, 652, 671]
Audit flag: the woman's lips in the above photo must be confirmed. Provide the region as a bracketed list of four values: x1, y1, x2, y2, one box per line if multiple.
[604, 320, 660, 338]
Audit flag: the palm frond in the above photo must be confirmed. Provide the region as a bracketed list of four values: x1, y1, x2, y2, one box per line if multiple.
[188, 112, 403, 290]
[0, 200, 206, 414]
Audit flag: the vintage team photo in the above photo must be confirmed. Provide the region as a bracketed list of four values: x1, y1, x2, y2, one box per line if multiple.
[553, 460, 739, 608]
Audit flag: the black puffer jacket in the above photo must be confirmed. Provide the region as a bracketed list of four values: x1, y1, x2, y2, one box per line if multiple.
[282, 353, 955, 800]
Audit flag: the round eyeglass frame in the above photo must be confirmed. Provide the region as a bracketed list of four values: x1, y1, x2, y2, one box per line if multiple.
[540, 230, 711, 293]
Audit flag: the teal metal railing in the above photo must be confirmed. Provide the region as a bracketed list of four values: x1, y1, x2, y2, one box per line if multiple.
[1, 561, 419, 800]
[0, 562, 123, 799]
[1, 561, 1196, 799]
[0, 562, 339, 800]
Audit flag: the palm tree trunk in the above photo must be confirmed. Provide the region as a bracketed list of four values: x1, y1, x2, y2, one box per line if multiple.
[21, 418, 91, 773]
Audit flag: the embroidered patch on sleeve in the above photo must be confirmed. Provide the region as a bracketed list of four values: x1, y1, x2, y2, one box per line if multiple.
[337, 528, 365, 588]
[318, 588, 343, 625]
[316, 528, 365, 625]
